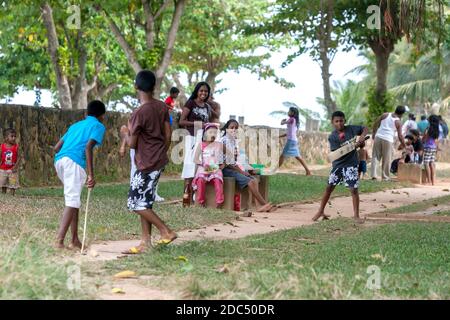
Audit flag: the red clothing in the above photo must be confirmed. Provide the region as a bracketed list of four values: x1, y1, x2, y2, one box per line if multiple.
[164, 96, 175, 110]
[0, 143, 18, 170]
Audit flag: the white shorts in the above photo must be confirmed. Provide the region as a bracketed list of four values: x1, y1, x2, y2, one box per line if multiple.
[55, 157, 87, 209]
[181, 131, 202, 179]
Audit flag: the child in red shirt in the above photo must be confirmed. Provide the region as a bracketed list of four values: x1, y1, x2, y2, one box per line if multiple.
[164, 87, 180, 111]
[0, 128, 20, 195]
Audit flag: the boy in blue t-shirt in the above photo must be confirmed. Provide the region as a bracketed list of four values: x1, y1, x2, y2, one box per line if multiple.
[53, 100, 106, 249]
[312, 111, 368, 223]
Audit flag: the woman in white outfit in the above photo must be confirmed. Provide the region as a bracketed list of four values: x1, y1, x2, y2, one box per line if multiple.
[371, 105, 407, 180]
[179, 82, 220, 206]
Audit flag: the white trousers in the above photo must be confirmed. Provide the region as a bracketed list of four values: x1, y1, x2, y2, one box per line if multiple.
[55, 157, 87, 209]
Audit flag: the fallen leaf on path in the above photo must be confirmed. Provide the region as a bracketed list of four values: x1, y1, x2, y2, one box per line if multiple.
[389, 200, 394, 203]
[391, 191, 400, 194]
[225, 222, 238, 227]
[372, 199, 377, 201]
[443, 189, 449, 192]
[254, 219, 259, 223]
[270, 225, 275, 228]
[111, 288, 125, 294]
[214, 229, 221, 232]
[403, 192, 410, 196]
[114, 270, 136, 279]
[380, 204, 387, 208]
[230, 230, 236, 233]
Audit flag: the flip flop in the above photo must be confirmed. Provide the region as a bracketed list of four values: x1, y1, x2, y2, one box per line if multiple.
[155, 235, 178, 246]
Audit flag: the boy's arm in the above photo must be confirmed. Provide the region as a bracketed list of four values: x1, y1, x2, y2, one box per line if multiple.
[356, 126, 369, 147]
[85, 139, 97, 188]
[164, 119, 172, 151]
[54, 139, 64, 153]
[395, 120, 406, 149]
[372, 114, 385, 138]
[12, 155, 21, 173]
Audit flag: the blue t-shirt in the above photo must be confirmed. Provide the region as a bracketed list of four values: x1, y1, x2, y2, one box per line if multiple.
[55, 116, 106, 169]
[417, 120, 429, 134]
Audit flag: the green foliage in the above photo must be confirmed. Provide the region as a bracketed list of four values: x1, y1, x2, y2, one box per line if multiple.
[366, 85, 395, 127]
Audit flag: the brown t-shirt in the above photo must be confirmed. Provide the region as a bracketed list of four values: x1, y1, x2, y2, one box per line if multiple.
[183, 99, 211, 136]
[129, 100, 170, 173]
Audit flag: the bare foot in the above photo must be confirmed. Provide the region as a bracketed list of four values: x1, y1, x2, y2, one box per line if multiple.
[353, 217, 366, 224]
[257, 203, 272, 212]
[312, 212, 328, 222]
[306, 171, 312, 176]
[216, 203, 224, 209]
[54, 242, 66, 250]
[69, 240, 83, 250]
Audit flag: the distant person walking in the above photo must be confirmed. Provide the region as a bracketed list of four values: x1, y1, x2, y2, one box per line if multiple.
[438, 115, 448, 142]
[402, 113, 418, 136]
[279, 107, 311, 175]
[417, 115, 429, 136]
[371, 105, 407, 181]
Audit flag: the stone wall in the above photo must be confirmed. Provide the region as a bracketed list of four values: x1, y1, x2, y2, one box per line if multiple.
[1, 104, 449, 186]
[0, 105, 130, 186]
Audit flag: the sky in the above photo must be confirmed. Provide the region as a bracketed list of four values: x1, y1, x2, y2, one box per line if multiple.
[2, 48, 366, 129]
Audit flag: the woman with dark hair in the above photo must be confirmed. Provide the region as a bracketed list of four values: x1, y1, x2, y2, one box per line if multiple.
[423, 115, 440, 185]
[179, 82, 220, 206]
[278, 107, 311, 175]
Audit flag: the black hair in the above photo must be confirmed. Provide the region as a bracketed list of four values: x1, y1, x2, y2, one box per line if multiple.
[409, 113, 416, 120]
[427, 115, 440, 139]
[3, 128, 16, 138]
[189, 82, 211, 102]
[87, 100, 106, 118]
[421, 115, 427, 121]
[135, 70, 156, 93]
[405, 134, 414, 141]
[409, 129, 420, 137]
[221, 119, 239, 133]
[395, 105, 406, 115]
[170, 87, 180, 95]
[331, 111, 345, 120]
[289, 107, 300, 129]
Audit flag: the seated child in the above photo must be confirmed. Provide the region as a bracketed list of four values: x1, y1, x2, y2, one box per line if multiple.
[220, 119, 275, 213]
[390, 135, 415, 174]
[0, 128, 20, 196]
[53, 100, 106, 249]
[192, 123, 224, 208]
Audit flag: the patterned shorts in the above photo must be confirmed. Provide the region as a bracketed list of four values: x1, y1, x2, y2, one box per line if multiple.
[423, 148, 436, 164]
[127, 168, 163, 211]
[328, 166, 359, 189]
[0, 169, 19, 189]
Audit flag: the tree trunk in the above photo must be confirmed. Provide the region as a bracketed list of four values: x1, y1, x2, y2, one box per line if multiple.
[41, 3, 72, 109]
[319, 55, 336, 115]
[370, 39, 394, 102]
[205, 71, 217, 94]
[318, 0, 336, 115]
[155, 0, 187, 97]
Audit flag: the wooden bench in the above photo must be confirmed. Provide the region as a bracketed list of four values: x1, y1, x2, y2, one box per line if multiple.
[204, 175, 270, 211]
[397, 163, 427, 184]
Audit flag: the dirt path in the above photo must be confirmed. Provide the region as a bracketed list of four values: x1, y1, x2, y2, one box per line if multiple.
[72, 183, 450, 300]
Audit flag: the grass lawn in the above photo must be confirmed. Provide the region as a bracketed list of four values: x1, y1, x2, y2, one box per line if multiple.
[0, 173, 416, 299]
[383, 194, 450, 216]
[105, 219, 450, 299]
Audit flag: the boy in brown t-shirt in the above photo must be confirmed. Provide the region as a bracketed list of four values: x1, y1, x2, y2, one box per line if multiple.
[124, 70, 177, 253]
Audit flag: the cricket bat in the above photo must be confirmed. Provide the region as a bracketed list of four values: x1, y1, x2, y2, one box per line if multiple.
[327, 135, 370, 163]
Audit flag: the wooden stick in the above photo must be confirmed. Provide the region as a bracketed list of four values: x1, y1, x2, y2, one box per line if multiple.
[80, 188, 92, 254]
